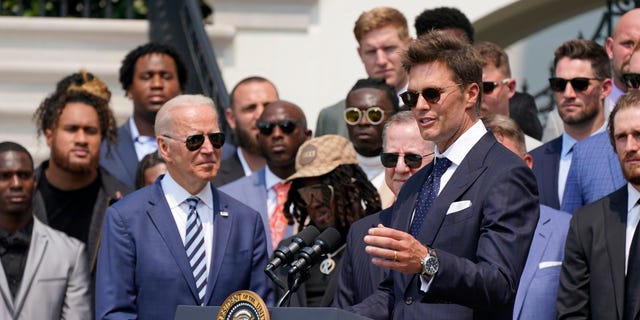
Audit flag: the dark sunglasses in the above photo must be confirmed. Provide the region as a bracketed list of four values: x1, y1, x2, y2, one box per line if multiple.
[297, 184, 334, 208]
[548, 77, 600, 92]
[256, 120, 299, 135]
[163, 133, 225, 151]
[623, 73, 640, 90]
[344, 107, 385, 125]
[482, 78, 510, 94]
[400, 84, 461, 108]
[380, 152, 434, 169]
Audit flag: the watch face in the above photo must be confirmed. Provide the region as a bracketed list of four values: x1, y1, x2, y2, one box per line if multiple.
[422, 254, 439, 276]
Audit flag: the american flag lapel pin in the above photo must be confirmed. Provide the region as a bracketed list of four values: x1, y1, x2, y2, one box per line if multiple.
[220, 210, 229, 217]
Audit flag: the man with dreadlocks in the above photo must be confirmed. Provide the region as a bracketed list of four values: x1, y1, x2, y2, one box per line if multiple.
[278, 135, 381, 307]
[32, 71, 131, 276]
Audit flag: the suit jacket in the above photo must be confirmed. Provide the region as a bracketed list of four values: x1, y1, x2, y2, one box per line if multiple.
[315, 99, 349, 138]
[557, 186, 628, 320]
[561, 131, 625, 214]
[513, 205, 570, 320]
[33, 162, 132, 272]
[220, 168, 295, 254]
[214, 151, 246, 187]
[509, 92, 543, 141]
[0, 218, 90, 320]
[95, 178, 273, 320]
[334, 208, 393, 308]
[530, 136, 562, 209]
[100, 122, 138, 189]
[351, 132, 540, 320]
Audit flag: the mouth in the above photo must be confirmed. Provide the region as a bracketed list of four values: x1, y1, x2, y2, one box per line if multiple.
[148, 95, 167, 105]
[6, 195, 27, 204]
[71, 148, 90, 157]
[271, 144, 287, 153]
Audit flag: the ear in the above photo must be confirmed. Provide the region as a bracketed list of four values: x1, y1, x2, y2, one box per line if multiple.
[44, 128, 53, 147]
[605, 37, 615, 60]
[465, 83, 481, 111]
[225, 108, 236, 130]
[523, 153, 533, 169]
[126, 89, 133, 100]
[507, 79, 517, 98]
[357, 46, 365, 63]
[157, 136, 171, 162]
[304, 129, 312, 140]
[601, 78, 613, 100]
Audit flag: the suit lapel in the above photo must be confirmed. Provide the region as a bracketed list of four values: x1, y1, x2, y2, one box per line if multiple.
[118, 123, 139, 179]
[13, 219, 47, 316]
[146, 182, 201, 303]
[545, 138, 562, 209]
[204, 186, 233, 305]
[604, 187, 627, 318]
[0, 244, 14, 315]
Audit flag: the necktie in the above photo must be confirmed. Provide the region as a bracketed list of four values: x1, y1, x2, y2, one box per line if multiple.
[270, 182, 291, 249]
[625, 205, 640, 320]
[185, 197, 207, 305]
[410, 157, 452, 237]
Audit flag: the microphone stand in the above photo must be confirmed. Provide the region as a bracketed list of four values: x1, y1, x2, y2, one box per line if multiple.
[265, 267, 287, 290]
[276, 267, 310, 307]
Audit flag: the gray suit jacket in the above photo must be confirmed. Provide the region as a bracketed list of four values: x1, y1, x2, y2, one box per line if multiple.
[315, 99, 348, 138]
[0, 218, 90, 320]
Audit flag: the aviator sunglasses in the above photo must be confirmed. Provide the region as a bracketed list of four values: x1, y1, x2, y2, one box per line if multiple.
[380, 152, 434, 169]
[344, 107, 385, 126]
[548, 77, 600, 92]
[399, 84, 461, 108]
[482, 78, 510, 94]
[297, 184, 334, 208]
[623, 73, 640, 90]
[163, 132, 225, 151]
[257, 120, 299, 135]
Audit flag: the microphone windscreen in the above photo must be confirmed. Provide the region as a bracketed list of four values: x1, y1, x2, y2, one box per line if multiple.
[296, 225, 320, 245]
[316, 227, 342, 252]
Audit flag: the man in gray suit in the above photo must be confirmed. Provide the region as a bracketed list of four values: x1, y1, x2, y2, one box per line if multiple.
[0, 141, 90, 320]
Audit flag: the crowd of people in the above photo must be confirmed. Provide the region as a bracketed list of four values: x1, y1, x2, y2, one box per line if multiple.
[3, 4, 640, 320]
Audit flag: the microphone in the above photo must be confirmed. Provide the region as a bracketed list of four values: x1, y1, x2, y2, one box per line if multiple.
[288, 227, 342, 275]
[265, 225, 319, 272]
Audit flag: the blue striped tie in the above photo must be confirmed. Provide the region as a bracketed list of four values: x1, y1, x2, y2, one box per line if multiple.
[185, 197, 207, 305]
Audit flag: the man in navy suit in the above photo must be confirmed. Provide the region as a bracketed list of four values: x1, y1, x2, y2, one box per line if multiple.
[530, 39, 612, 209]
[221, 100, 311, 253]
[334, 110, 434, 307]
[483, 115, 571, 320]
[350, 31, 539, 320]
[100, 42, 186, 189]
[96, 94, 272, 319]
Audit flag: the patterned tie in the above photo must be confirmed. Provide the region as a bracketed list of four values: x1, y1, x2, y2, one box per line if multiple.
[624, 206, 640, 320]
[270, 182, 291, 249]
[185, 197, 207, 305]
[410, 157, 452, 237]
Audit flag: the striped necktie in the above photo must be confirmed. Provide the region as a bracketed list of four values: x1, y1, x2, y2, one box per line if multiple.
[185, 196, 207, 305]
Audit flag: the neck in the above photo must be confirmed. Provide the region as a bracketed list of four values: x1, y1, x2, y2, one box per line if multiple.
[133, 115, 155, 137]
[240, 148, 266, 173]
[268, 165, 295, 180]
[0, 211, 32, 235]
[564, 114, 604, 142]
[45, 161, 98, 191]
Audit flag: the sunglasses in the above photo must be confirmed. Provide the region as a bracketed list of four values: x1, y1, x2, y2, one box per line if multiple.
[548, 77, 600, 92]
[623, 73, 640, 90]
[399, 84, 461, 108]
[344, 107, 385, 126]
[257, 120, 299, 136]
[163, 133, 225, 151]
[482, 78, 510, 94]
[297, 184, 334, 208]
[380, 152, 434, 169]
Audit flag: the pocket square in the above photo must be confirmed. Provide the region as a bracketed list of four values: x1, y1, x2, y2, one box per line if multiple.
[446, 200, 472, 215]
[538, 261, 562, 269]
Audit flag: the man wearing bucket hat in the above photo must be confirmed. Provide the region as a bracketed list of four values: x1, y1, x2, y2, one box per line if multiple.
[277, 135, 381, 307]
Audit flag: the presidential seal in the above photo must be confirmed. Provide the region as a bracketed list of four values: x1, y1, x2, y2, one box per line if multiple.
[216, 290, 269, 320]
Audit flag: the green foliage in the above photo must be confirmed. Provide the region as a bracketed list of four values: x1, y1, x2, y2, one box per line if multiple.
[1, 0, 147, 19]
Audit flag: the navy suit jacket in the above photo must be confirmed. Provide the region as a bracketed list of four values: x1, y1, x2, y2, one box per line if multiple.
[334, 208, 392, 307]
[351, 132, 539, 320]
[561, 132, 625, 213]
[220, 168, 295, 254]
[95, 178, 273, 320]
[530, 136, 562, 209]
[557, 186, 628, 320]
[100, 122, 138, 189]
[513, 205, 570, 320]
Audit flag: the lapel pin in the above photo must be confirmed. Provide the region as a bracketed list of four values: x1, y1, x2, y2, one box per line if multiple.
[220, 211, 229, 217]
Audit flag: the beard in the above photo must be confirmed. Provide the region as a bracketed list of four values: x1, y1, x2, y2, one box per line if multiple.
[50, 144, 99, 174]
[234, 123, 261, 156]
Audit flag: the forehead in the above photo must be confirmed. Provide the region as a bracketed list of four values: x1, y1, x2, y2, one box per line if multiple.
[0, 151, 33, 171]
[614, 13, 640, 41]
[58, 102, 100, 125]
[408, 61, 455, 88]
[359, 25, 404, 48]
[171, 104, 219, 132]
[614, 106, 640, 132]
[135, 53, 176, 70]
[347, 88, 392, 108]
[233, 81, 277, 101]
[259, 103, 303, 121]
[554, 57, 595, 77]
[385, 122, 432, 149]
[482, 65, 507, 79]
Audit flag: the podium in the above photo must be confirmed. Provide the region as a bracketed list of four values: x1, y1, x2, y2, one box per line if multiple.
[175, 306, 372, 320]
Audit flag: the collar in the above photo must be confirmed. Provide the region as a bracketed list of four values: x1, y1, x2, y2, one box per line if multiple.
[129, 117, 156, 143]
[236, 148, 253, 177]
[264, 167, 285, 190]
[160, 172, 213, 211]
[628, 184, 640, 213]
[560, 132, 578, 157]
[435, 120, 487, 167]
[0, 217, 33, 249]
[397, 83, 408, 107]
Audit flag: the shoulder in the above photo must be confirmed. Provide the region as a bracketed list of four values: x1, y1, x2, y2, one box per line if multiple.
[574, 131, 610, 152]
[540, 205, 571, 228]
[216, 188, 262, 220]
[572, 187, 625, 224]
[220, 171, 261, 193]
[530, 136, 562, 157]
[319, 99, 346, 116]
[34, 218, 86, 253]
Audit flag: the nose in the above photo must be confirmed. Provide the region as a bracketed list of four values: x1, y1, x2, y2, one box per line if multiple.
[375, 49, 388, 65]
[9, 174, 22, 190]
[563, 82, 577, 98]
[75, 129, 88, 144]
[625, 134, 640, 152]
[271, 124, 284, 138]
[395, 155, 410, 173]
[150, 74, 163, 88]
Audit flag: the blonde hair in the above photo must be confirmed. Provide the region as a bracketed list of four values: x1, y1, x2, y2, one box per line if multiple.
[353, 7, 408, 42]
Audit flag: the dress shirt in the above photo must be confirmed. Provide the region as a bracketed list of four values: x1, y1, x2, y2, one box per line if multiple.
[161, 173, 214, 272]
[419, 120, 487, 291]
[355, 153, 385, 181]
[0, 217, 33, 298]
[626, 184, 640, 274]
[397, 83, 408, 106]
[129, 117, 158, 161]
[609, 82, 625, 112]
[265, 167, 285, 219]
[236, 148, 254, 178]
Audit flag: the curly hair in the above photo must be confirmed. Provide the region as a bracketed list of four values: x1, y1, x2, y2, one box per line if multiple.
[284, 164, 382, 238]
[34, 71, 118, 145]
[414, 7, 474, 43]
[119, 42, 188, 92]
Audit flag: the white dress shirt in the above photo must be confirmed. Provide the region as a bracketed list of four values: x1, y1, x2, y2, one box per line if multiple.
[128, 117, 157, 161]
[161, 172, 214, 273]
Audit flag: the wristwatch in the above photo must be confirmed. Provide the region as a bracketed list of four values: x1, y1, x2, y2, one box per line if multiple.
[420, 248, 439, 277]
